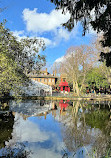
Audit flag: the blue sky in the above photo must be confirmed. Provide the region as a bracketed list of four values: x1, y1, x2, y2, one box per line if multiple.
[0, 0, 96, 71]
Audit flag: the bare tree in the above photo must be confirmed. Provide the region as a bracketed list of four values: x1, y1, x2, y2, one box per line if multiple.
[60, 45, 99, 96]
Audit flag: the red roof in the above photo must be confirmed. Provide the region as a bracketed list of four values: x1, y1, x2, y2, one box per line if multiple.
[59, 81, 65, 87]
[59, 80, 69, 87]
[64, 80, 69, 86]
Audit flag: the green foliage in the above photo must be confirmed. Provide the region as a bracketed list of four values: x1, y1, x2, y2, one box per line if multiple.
[86, 67, 109, 89]
[84, 110, 109, 133]
[0, 22, 46, 97]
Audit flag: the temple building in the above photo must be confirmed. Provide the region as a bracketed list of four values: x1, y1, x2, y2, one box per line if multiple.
[60, 73, 67, 81]
[28, 68, 58, 87]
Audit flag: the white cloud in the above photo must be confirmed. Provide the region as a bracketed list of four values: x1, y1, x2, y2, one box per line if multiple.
[22, 8, 70, 33]
[12, 30, 26, 41]
[58, 29, 70, 40]
[6, 113, 49, 145]
[12, 30, 53, 47]
[6, 113, 67, 158]
[14, 8, 98, 50]
[53, 23, 79, 46]
[12, 30, 25, 37]
[22, 8, 80, 45]
[54, 51, 74, 64]
[55, 56, 65, 63]
[54, 28, 71, 42]
[39, 37, 55, 47]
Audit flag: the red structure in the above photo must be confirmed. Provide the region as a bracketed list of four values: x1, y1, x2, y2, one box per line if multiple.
[59, 79, 70, 92]
[59, 100, 69, 111]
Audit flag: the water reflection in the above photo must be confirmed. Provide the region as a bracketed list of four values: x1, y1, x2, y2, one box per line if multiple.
[0, 100, 110, 158]
[0, 112, 14, 149]
[60, 101, 111, 157]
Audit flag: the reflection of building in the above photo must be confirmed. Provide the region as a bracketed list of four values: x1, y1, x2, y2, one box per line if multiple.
[28, 68, 58, 87]
[10, 100, 53, 117]
[59, 100, 69, 115]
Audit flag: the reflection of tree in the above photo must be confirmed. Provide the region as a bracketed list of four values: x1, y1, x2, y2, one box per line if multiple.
[61, 101, 92, 152]
[84, 105, 111, 157]
[60, 101, 111, 157]
[1, 143, 31, 158]
[0, 112, 14, 148]
[0, 111, 32, 157]
[84, 110, 110, 134]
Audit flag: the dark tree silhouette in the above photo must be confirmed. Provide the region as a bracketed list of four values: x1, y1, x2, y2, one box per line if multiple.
[49, 0, 111, 66]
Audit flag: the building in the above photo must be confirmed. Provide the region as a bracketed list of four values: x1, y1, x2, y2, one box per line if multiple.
[10, 80, 52, 97]
[28, 68, 58, 87]
[60, 73, 67, 81]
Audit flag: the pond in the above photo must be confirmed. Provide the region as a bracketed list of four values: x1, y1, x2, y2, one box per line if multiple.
[0, 100, 110, 158]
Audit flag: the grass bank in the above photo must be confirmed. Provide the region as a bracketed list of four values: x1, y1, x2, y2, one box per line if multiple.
[0, 94, 111, 101]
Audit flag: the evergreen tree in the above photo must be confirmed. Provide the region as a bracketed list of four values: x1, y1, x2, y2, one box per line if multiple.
[0, 22, 46, 97]
[49, 0, 111, 66]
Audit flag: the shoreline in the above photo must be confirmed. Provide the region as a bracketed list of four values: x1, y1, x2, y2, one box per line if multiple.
[0, 95, 111, 101]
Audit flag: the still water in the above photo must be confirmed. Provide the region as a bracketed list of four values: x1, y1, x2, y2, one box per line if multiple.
[0, 100, 110, 158]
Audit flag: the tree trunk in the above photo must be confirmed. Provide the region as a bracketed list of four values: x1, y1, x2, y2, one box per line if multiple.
[73, 80, 80, 96]
[73, 80, 76, 95]
[75, 81, 80, 96]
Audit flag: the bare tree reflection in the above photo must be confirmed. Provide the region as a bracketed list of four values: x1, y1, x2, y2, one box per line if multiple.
[1, 143, 32, 158]
[60, 101, 111, 157]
